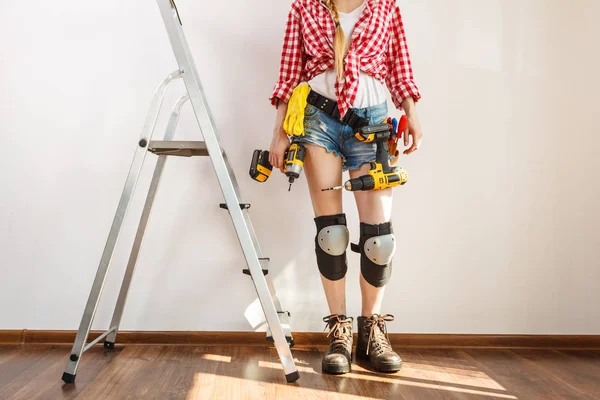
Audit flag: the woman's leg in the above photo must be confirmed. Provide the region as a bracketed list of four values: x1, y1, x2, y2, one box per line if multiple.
[350, 162, 402, 372]
[302, 143, 347, 315]
[348, 163, 394, 316]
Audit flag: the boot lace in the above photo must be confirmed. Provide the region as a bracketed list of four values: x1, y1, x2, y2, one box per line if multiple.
[323, 314, 353, 352]
[365, 314, 394, 356]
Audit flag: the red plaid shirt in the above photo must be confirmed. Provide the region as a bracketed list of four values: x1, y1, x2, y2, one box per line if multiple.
[269, 0, 421, 118]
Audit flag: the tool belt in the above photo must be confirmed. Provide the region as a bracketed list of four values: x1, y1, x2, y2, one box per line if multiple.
[306, 89, 370, 132]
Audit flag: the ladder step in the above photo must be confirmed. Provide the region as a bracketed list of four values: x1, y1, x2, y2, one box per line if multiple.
[219, 203, 251, 210]
[243, 257, 269, 276]
[266, 311, 294, 348]
[242, 268, 268, 276]
[148, 140, 208, 157]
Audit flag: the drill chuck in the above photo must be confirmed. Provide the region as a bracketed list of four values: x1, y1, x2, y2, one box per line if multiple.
[345, 175, 375, 191]
[285, 164, 303, 180]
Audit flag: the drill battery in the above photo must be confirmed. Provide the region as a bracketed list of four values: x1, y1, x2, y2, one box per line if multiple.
[249, 149, 272, 182]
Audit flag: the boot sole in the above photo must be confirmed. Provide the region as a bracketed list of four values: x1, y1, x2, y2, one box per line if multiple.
[355, 347, 402, 372]
[322, 360, 351, 374]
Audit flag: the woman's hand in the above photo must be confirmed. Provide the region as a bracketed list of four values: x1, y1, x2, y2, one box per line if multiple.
[269, 98, 290, 173]
[269, 128, 290, 174]
[401, 97, 422, 155]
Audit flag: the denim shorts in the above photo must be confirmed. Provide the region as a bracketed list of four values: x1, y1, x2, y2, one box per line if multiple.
[294, 100, 390, 171]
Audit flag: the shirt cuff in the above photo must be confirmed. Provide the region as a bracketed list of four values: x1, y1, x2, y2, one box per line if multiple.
[269, 84, 294, 108]
[390, 80, 422, 110]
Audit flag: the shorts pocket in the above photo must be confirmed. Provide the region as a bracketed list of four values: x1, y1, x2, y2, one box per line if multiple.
[304, 103, 319, 118]
[368, 105, 389, 125]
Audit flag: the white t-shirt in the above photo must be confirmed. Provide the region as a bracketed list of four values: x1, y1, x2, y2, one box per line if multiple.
[308, 1, 387, 108]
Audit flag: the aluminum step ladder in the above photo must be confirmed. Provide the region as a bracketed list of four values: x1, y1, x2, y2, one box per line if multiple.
[61, 0, 299, 384]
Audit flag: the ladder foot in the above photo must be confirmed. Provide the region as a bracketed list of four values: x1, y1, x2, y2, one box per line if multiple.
[285, 370, 300, 383]
[103, 341, 115, 349]
[62, 372, 76, 384]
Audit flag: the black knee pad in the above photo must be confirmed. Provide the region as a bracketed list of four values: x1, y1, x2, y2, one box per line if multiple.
[358, 221, 396, 287]
[314, 213, 349, 281]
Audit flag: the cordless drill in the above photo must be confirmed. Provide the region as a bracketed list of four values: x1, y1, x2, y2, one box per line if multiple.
[323, 118, 408, 192]
[283, 141, 306, 191]
[249, 140, 306, 191]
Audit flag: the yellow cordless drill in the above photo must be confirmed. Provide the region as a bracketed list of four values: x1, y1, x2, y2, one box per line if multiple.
[283, 141, 306, 191]
[250, 141, 306, 191]
[323, 120, 408, 192]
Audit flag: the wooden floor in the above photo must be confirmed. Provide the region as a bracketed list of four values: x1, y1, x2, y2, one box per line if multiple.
[1, 344, 599, 399]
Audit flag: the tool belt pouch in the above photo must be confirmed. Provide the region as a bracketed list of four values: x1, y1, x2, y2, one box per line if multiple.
[283, 83, 311, 137]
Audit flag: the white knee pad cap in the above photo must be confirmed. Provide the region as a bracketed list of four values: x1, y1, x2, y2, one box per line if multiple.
[317, 225, 349, 256]
[364, 233, 396, 265]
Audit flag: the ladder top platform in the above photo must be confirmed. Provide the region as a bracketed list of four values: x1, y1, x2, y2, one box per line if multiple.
[148, 140, 208, 157]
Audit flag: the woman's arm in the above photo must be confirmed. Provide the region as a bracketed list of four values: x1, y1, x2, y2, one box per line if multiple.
[401, 96, 422, 155]
[386, 5, 422, 155]
[268, 4, 305, 170]
[269, 5, 305, 107]
[385, 4, 421, 110]
[269, 99, 290, 173]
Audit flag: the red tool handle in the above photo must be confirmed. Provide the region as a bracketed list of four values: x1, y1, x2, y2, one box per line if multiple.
[397, 115, 408, 138]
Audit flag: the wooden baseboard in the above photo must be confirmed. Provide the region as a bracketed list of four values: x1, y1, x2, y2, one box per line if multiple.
[0, 330, 26, 345]
[1, 330, 599, 349]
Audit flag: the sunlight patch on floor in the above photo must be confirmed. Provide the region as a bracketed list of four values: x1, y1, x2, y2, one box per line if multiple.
[402, 361, 491, 378]
[186, 372, 369, 400]
[401, 361, 507, 390]
[258, 361, 517, 399]
[187, 372, 217, 400]
[200, 353, 232, 362]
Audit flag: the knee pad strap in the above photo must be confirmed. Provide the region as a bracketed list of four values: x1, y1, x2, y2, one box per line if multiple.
[359, 221, 395, 287]
[314, 213, 349, 281]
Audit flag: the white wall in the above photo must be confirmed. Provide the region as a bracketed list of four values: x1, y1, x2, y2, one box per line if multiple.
[1, 0, 599, 334]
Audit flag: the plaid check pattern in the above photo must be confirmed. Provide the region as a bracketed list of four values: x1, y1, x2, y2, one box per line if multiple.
[269, 0, 421, 118]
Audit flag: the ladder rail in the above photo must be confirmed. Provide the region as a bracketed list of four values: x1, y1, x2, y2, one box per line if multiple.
[62, 71, 181, 382]
[105, 94, 190, 346]
[155, 0, 298, 381]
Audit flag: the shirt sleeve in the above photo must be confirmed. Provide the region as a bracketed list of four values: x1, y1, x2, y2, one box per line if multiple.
[385, 4, 421, 110]
[269, 5, 304, 107]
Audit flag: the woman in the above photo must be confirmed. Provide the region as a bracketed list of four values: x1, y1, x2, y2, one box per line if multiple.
[268, 0, 423, 374]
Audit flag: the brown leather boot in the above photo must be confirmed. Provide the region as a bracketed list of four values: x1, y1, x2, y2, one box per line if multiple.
[322, 314, 353, 374]
[356, 314, 402, 372]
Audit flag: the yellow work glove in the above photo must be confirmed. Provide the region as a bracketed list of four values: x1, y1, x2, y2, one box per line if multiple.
[283, 82, 311, 136]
